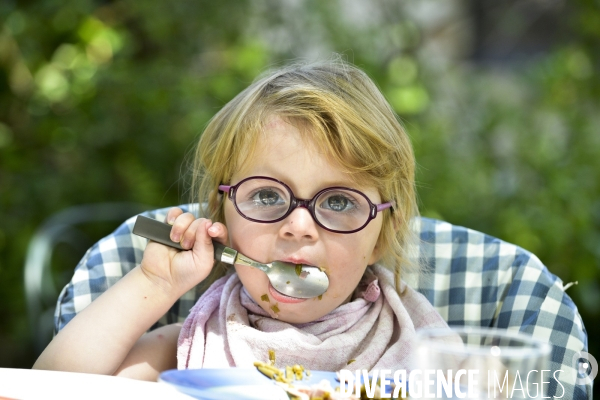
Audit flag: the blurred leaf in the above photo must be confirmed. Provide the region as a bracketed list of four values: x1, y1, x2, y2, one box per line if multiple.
[387, 84, 429, 114]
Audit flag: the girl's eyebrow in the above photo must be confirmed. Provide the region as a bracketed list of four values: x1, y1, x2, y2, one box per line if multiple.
[236, 164, 373, 191]
[260, 175, 374, 194]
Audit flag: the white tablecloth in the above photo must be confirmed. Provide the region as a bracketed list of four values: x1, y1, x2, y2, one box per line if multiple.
[0, 368, 195, 400]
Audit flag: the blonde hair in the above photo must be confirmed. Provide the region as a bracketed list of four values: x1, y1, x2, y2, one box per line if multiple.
[190, 59, 419, 291]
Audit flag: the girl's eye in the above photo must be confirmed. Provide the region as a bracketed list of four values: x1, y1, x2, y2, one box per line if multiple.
[252, 189, 285, 206]
[320, 193, 356, 212]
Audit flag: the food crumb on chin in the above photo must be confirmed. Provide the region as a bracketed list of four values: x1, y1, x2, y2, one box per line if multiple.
[268, 303, 280, 319]
[261, 294, 270, 302]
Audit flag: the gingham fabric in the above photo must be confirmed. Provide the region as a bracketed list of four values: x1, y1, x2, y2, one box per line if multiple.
[54, 205, 591, 399]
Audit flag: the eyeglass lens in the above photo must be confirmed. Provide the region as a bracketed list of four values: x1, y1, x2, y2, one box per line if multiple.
[233, 178, 372, 232]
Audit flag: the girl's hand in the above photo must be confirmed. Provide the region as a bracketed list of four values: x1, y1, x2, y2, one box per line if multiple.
[139, 207, 228, 297]
[34, 209, 220, 376]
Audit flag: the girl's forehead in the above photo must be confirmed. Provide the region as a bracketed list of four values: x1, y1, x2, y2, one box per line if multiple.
[234, 148, 377, 194]
[240, 121, 331, 172]
[229, 115, 381, 192]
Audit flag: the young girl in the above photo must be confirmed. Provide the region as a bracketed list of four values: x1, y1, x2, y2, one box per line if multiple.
[33, 60, 450, 380]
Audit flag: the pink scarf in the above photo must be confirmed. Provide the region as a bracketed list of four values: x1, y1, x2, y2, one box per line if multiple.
[177, 264, 448, 372]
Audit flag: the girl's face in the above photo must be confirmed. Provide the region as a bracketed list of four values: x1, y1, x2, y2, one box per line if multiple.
[224, 117, 384, 324]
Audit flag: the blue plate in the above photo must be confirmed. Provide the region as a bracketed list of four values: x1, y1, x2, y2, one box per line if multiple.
[159, 368, 338, 400]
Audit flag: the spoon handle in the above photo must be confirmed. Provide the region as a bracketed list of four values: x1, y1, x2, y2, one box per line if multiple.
[133, 215, 184, 250]
[212, 240, 238, 265]
[132, 215, 236, 263]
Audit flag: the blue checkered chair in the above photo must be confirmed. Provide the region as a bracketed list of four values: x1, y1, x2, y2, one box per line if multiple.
[51, 205, 591, 399]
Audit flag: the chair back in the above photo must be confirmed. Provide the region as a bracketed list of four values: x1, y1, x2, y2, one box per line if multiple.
[24, 202, 153, 354]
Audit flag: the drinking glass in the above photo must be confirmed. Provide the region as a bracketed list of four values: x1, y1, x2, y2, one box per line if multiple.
[413, 327, 552, 399]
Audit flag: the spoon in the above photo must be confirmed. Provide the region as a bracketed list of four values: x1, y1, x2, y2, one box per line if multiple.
[132, 215, 329, 298]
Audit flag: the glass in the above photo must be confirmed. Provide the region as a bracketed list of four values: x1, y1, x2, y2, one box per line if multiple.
[413, 327, 552, 399]
[218, 176, 393, 234]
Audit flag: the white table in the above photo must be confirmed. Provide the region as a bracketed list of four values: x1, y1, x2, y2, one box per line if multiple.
[0, 368, 195, 400]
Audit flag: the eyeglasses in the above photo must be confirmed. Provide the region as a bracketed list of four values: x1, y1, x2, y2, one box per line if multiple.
[218, 176, 393, 234]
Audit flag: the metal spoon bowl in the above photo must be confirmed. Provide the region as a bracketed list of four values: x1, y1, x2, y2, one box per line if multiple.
[132, 216, 329, 298]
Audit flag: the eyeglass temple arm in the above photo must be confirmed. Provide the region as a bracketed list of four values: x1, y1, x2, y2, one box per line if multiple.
[218, 185, 231, 194]
[377, 201, 395, 212]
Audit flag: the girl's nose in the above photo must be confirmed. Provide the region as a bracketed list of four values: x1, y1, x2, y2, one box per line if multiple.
[279, 206, 319, 241]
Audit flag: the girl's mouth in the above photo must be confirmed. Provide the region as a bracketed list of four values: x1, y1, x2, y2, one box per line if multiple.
[268, 282, 308, 304]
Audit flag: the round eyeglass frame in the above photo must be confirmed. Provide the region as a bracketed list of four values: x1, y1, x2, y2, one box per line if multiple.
[218, 176, 393, 234]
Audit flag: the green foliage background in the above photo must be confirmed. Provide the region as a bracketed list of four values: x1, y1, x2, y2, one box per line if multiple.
[1, 0, 598, 376]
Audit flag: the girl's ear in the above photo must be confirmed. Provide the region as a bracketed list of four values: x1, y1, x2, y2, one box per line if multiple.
[209, 189, 221, 199]
[392, 218, 400, 233]
[390, 205, 400, 233]
[210, 188, 228, 206]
